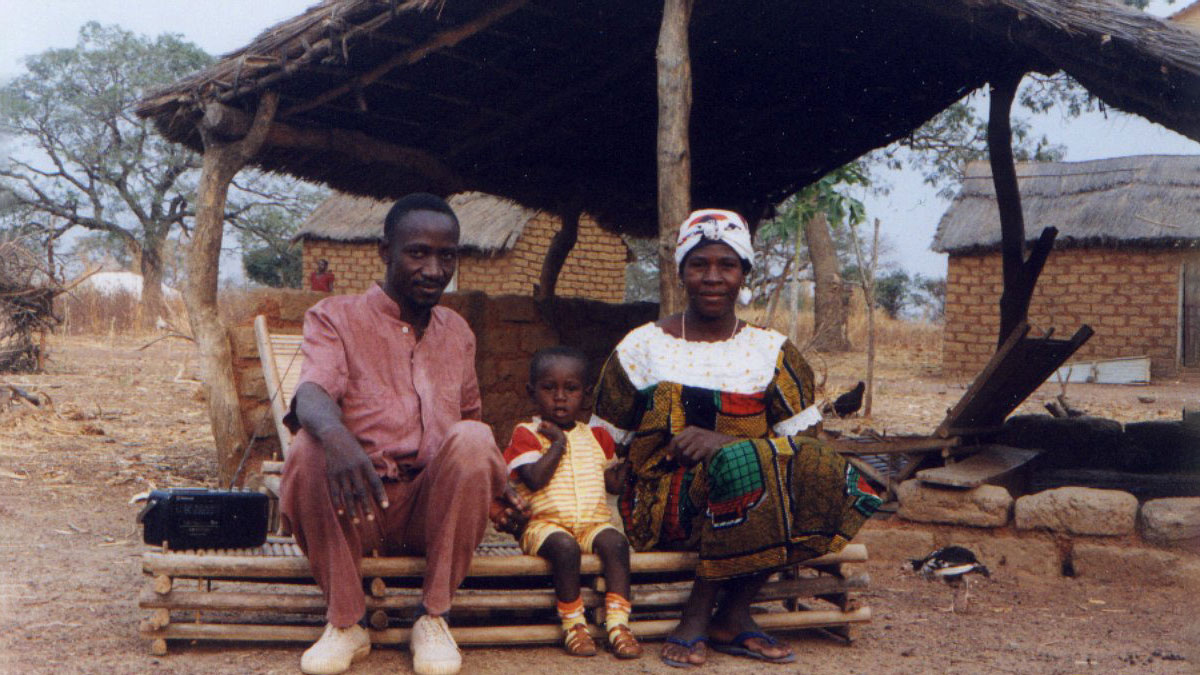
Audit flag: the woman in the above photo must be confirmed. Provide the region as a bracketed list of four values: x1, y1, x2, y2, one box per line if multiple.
[591, 209, 881, 667]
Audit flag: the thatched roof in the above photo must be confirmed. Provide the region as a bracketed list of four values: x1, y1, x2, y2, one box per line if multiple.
[137, 0, 1200, 237]
[297, 191, 537, 252]
[932, 155, 1200, 254]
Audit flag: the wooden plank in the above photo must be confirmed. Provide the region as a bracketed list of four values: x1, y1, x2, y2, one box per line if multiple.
[143, 607, 871, 646]
[936, 322, 1030, 438]
[829, 435, 959, 455]
[916, 445, 1040, 488]
[144, 544, 867, 579]
[253, 316, 293, 452]
[139, 574, 869, 613]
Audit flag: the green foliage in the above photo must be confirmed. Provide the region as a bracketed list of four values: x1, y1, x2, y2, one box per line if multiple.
[243, 244, 302, 289]
[873, 269, 911, 319]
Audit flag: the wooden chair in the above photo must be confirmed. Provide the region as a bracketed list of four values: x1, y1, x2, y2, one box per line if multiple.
[138, 315, 872, 655]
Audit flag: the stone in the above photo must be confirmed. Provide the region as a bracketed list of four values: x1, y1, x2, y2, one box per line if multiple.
[1073, 543, 1200, 591]
[896, 480, 1012, 528]
[937, 533, 1061, 577]
[851, 525, 936, 562]
[1139, 498, 1200, 547]
[1014, 487, 1137, 536]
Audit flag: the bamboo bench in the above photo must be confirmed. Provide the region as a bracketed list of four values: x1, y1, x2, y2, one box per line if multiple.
[138, 539, 870, 655]
[136, 316, 872, 655]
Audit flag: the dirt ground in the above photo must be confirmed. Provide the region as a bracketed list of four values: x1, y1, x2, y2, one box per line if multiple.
[1, 335, 1197, 675]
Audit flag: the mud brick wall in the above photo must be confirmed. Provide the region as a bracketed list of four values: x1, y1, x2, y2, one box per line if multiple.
[228, 290, 655, 468]
[301, 212, 629, 303]
[944, 248, 1195, 378]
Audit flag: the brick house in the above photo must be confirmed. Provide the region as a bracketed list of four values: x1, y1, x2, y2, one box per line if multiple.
[297, 192, 632, 302]
[934, 156, 1200, 379]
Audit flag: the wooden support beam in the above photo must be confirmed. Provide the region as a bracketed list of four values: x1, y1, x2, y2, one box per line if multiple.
[656, 0, 694, 317]
[534, 208, 579, 302]
[282, 0, 530, 119]
[987, 71, 1058, 347]
[200, 101, 462, 193]
[188, 92, 278, 485]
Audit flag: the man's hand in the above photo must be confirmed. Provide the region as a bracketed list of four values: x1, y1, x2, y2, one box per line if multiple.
[323, 434, 388, 525]
[489, 484, 531, 536]
[664, 426, 737, 468]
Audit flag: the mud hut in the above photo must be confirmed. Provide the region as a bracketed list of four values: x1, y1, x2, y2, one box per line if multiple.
[935, 156, 1200, 379]
[297, 192, 631, 301]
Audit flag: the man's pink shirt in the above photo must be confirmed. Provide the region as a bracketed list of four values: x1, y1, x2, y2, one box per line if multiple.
[285, 283, 482, 479]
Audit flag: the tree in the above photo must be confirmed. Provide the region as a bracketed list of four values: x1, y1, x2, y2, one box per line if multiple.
[873, 270, 911, 319]
[760, 163, 868, 351]
[0, 23, 212, 328]
[0, 24, 317, 328]
[243, 245, 302, 288]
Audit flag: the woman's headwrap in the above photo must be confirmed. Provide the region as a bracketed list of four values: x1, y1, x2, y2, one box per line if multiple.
[674, 209, 755, 305]
[674, 209, 754, 271]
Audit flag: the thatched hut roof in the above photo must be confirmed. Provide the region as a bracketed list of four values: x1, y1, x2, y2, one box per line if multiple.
[932, 155, 1200, 254]
[297, 191, 538, 252]
[137, 0, 1200, 237]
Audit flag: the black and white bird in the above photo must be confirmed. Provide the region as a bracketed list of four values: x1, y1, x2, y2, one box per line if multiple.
[910, 546, 990, 612]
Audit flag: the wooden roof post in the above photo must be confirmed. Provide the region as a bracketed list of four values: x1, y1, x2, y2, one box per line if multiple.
[987, 71, 1057, 348]
[534, 207, 580, 303]
[656, 0, 693, 317]
[187, 92, 279, 486]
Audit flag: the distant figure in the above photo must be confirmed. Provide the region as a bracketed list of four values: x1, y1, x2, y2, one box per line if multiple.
[310, 258, 335, 292]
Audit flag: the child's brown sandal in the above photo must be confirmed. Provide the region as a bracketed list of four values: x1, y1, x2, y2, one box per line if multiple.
[607, 624, 642, 659]
[563, 624, 598, 657]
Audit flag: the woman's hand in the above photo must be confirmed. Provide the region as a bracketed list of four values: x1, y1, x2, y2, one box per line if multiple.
[665, 426, 736, 468]
[605, 459, 631, 494]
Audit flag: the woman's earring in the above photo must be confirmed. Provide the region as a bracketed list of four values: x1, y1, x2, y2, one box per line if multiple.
[738, 287, 753, 305]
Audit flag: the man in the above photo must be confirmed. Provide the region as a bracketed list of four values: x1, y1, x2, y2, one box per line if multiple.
[310, 258, 335, 292]
[281, 193, 527, 675]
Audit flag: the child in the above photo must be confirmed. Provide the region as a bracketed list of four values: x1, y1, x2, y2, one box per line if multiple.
[503, 346, 642, 659]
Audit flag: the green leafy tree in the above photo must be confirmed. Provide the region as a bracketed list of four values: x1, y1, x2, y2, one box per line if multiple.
[873, 269, 911, 319]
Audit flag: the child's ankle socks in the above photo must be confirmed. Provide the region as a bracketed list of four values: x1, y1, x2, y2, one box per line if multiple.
[604, 593, 631, 633]
[557, 596, 586, 631]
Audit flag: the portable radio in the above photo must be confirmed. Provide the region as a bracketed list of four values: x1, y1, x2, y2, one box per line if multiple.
[138, 487, 269, 550]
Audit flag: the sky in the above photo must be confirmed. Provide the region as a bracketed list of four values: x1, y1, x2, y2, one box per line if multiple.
[2, 0, 1198, 281]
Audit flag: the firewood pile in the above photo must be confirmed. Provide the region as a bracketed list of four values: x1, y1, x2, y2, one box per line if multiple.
[0, 238, 61, 373]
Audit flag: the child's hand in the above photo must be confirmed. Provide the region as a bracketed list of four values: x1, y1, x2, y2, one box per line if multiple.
[537, 420, 567, 447]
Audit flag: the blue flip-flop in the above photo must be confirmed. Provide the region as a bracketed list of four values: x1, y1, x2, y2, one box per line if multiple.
[661, 635, 707, 668]
[709, 631, 796, 663]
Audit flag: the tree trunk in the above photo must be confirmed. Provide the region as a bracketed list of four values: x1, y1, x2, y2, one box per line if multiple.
[534, 208, 579, 302]
[805, 211, 850, 352]
[655, 0, 693, 317]
[138, 232, 167, 331]
[186, 94, 278, 486]
[988, 71, 1057, 348]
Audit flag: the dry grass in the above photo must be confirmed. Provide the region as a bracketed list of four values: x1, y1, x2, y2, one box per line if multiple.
[55, 287, 189, 336]
[739, 290, 942, 354]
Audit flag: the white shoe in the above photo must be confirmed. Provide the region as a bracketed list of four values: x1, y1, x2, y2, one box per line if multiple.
[300, 623, 370, 675]
[411, 614, 462, 675]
